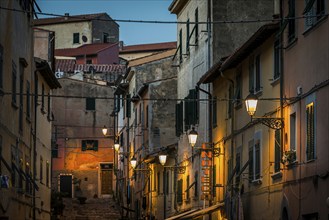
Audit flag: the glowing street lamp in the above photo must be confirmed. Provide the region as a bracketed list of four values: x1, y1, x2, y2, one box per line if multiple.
[245, 93, 258, 116]
[188, 127, 198, 147]
[159, 154, 167, 166]
[130, 157, 137, 169]
[102, 125, 108, 136]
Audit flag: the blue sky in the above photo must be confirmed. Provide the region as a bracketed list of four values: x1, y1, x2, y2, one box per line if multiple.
[35, 0, 177, 46]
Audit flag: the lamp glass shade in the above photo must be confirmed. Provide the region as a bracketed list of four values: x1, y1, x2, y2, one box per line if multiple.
[130, 157, 137, 169]
[188, 128, 198, 147]
[245, 93, 258, 116]
[102, 126, 108, 136]
[159, 154, 167, 166]
[114, 143, 120, 152]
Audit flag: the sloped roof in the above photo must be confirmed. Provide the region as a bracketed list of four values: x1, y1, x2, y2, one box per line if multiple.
[55, 59, 126, 73]
[33, 13, 113, 26]
[128, 49, 176, 67]
[55, 43, 118, 57]
[35, 57, 61, 89]
[200, 22, 280, 84]
[120, 41, 176, 54]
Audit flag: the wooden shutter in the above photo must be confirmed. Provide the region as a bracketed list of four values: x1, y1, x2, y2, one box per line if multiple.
[248, 140, 254, 182]
[274, 130, 281, 172]
[306, 103, 315, 160]
[126, 94, 131, 118]
[177, 179, 183, 203]
[175, 102, 183, 136]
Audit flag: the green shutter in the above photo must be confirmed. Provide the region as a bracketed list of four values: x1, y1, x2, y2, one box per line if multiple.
[249, 57, 254, 93]
[306, 104, 315, 160]
[177, 179, 183, 203]
[274, 130, 281, 172]
[126, 94, 131, 118]
[248, 140, 254, 182]
[213, 165, 216, 197]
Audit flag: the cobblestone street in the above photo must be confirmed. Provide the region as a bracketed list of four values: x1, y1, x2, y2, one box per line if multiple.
[59, 198, 122, 220]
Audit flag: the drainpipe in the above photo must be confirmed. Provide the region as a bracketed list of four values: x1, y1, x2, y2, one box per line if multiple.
[220, 71, 234, 220]
[33, 71, 38, 220]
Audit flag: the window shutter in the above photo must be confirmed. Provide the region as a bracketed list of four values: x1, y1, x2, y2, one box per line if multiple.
[306, 104, 315, 160]
[175, 102, 183, 137]
[249, 57, 254, 93]
[177, 179, 183, 203]
[213, 165, 216, 197]
[126, 94, 131, 118]
[274, 130, 281, 172]
[184, 96, 190, 131]
[212, 97, 217, 128]
[194, 171, 198, 197]
[248, 140, 254, 182]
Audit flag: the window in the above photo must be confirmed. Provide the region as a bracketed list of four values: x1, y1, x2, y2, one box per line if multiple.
[11, 145, 17, 187]
[175, 101, 183, 136]
[73, 33, 80, 44]
[18, 158, 23, 189]
[86, 59, 92, 64]
[177, 179, 183, 204]
[306, 102, 315, 161]
[186, 175, 190, 200]
[19, 61, 25, 133]
[274, 129, 281, 172]
[184, 89, 198, 130]
[12, 61, 17, 106]
[249, 55, 262, 93]
[26, 81, 31, 119]
[304, 0, 325, 29]
[86, 97, 95, 110]
[157, 172, 160, 194]
[126, 94, 131, 118]
[40, 156, 43, 183]
[274, 39, 281, 80]
[25, 158, 32, 195]
[47, 92, 51, 120]
[145, 105, 149, 128]
[46, 161, 50, 187]
[235, 68, 242, 106]
[186, 19, 190, 54]
[139, 103, 142, 124]
[288, 0, 296, 42]
[81, 140, 98, 151]
[179, 29, 183, 63]
[228, 85, 233, 118]
[103, 32, 109, 43]
[52, 144, 58, 158]
[212, 97, 217, 128]
[41, 84, 45, 113]
[195, 8, 199, 44]
[0, 44, 3, 92]
[235, 149, 241, 184]
[290, 113, 297, 152]
[249, 131, 262, 182]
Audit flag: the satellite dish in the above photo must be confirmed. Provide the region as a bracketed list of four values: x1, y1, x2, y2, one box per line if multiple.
[82, 35, 88, 43]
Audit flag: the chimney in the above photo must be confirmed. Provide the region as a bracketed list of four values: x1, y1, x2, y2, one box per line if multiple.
[64, 13, 69, 20]
[119, 41, 124, 50]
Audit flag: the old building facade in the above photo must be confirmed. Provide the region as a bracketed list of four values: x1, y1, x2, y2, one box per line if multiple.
[0, 1, 60, 219]
[33, 13, 119, 49]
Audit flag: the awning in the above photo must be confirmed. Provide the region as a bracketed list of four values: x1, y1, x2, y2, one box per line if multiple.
[180, 203, 224, 219]
[165, 209, 200, 220]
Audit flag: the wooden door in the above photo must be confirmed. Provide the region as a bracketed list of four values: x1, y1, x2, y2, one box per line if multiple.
[101, 169, 113, 194]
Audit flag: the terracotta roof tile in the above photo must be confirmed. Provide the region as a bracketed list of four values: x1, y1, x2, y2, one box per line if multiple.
[120, 41, 176, 53]
[55, 43, 118, 57]
[55, 59, 126, 73]
[33, 13, 109, 26]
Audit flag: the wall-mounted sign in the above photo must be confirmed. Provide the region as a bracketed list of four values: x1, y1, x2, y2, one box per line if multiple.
[201, 143, 212, 200]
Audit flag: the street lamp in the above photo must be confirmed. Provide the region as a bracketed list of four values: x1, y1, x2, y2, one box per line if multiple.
[114, 141, 120, 152]
[158, 154, 167, 166]
[102, 125, 108, 136]
[188, 127, 198, 147]
[130, 157, 137, 169]
[245, 93, 284, 129]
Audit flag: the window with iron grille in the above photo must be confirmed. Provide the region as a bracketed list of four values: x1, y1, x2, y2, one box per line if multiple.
[306, 102, 315, 161]
[304, 0, 325, 29]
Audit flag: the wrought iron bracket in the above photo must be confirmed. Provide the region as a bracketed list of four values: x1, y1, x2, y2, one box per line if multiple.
[253, 117, 284, 130]
[164, 166, 186, 174]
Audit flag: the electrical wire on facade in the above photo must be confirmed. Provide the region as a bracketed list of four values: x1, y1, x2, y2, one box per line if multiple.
[0, 6, 328, 25]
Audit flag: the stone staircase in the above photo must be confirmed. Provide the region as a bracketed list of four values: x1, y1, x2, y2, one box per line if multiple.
[60, 198, 122, 220]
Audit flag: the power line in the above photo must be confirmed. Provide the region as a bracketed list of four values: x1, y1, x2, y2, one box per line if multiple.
[0, 6, 327, 25]
[3, 92, 291, 102]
